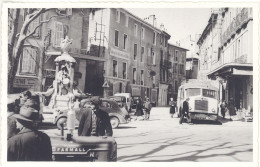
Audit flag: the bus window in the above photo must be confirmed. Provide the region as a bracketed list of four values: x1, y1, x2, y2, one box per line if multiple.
[202, 89, 217, 99]
[186, 88, 200, 97]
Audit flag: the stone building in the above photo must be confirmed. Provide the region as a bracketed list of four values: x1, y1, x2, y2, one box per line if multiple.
[9, 8, 97, 93]
[168, 43, 188, 101]
[197, 8, 253, 111]
[88, 8, 170, 105]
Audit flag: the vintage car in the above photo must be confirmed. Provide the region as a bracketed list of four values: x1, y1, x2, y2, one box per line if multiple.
[107, 96, 128, 110]
[55, 98, 130, 129]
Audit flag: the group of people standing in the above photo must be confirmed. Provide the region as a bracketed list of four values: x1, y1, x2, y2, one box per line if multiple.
[219, 99, 237, 120]
[133, 97, 152, 121]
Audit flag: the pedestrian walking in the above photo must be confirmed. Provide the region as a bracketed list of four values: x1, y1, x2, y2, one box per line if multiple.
[228, 99, 237, 121]
[134, 100, 145, 120]
[143, 98, 152, 120]
[179, 98, 190, 124]
[169, 98, 176, 118]
[219, 100, 227, 119]
[8, 103, 52, 161]
[78, 96, 113, 137]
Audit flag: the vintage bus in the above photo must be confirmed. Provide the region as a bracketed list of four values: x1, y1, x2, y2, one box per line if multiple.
[177, 79, 219, 122]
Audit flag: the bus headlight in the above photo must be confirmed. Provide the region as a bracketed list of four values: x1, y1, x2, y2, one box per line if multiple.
[211, 108, 216, 113]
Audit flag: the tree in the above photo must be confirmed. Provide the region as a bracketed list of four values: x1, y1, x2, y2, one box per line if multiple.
[8, 8, 64, 93]
[8, 8, 99, 93]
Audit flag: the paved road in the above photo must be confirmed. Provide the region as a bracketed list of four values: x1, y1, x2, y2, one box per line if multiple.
[114, 107, 253, 162]
[41, 107, 253, 162]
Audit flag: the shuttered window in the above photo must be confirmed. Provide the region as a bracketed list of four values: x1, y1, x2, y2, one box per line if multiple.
[53, 21, 64, 47]
[20, 47, 38, 75]
[27, 16, 40, 37]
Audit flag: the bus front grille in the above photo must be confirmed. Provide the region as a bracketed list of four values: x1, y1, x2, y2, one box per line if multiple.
[195, 100, 208, 111]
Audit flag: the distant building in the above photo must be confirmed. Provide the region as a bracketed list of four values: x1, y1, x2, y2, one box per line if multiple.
[197, 8, 253, 111]
[158, 27, 171, 106]
[88, 8, 170, 105]
[168, 43, 188, 101]
[186, 56, 199, 80]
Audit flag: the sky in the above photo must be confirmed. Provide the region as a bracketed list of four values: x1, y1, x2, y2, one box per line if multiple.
[126, 8, 213, 50]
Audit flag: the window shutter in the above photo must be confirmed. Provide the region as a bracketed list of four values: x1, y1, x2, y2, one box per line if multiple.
[53, 21, 63, 47]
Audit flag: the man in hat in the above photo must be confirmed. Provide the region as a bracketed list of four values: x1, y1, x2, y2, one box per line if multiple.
[78, 96, 113, 137]
[8, 105, 52, 161]
[179, 97, 191, 124]
[7, 102, 18, 139]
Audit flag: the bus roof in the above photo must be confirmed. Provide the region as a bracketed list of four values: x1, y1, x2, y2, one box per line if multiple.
[179, 80, 218, 91]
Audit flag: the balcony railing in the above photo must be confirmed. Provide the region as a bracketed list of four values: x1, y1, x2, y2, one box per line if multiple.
[221, 8, 251, 46]
[210, 54, 250, 72]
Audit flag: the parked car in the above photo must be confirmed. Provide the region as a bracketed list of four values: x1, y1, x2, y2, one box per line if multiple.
[56, 98, 130, 129]
[107, 96, 128, 110]
[114, 93, 132, 112]
[130, 96, 143, 112]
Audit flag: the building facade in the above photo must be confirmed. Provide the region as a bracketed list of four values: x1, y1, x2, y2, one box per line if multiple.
[9, 8, 99, 94]
[197, 8, 253, 111]
[88, 8, 170, 105]
[168, 44, 188, 101]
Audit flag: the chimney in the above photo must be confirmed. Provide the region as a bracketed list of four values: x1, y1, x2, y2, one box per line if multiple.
[160, 24, 164, 30]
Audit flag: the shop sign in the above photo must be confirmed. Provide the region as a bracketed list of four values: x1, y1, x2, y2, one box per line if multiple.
[110, 48, 130, 60]
[13, 77, 37, 88]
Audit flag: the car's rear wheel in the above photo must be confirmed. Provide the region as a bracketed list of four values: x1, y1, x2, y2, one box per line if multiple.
[110, 117, 119, 129]
[57, 117, 67, 130]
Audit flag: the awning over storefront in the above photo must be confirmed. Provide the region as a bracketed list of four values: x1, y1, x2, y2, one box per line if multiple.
[208, 63, 253, 79]
[233, 68, 253, 75]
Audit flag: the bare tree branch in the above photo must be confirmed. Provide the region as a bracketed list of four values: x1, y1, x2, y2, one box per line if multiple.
[26, 14, 67, 39]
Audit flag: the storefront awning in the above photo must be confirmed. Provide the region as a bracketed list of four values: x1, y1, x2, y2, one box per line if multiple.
[208, 63, 253, 79]
[233, 68, 253, 75]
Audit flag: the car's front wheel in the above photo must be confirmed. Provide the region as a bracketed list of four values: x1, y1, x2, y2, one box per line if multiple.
[57, 117, 67, 130]
[110, 116, 119, 129]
